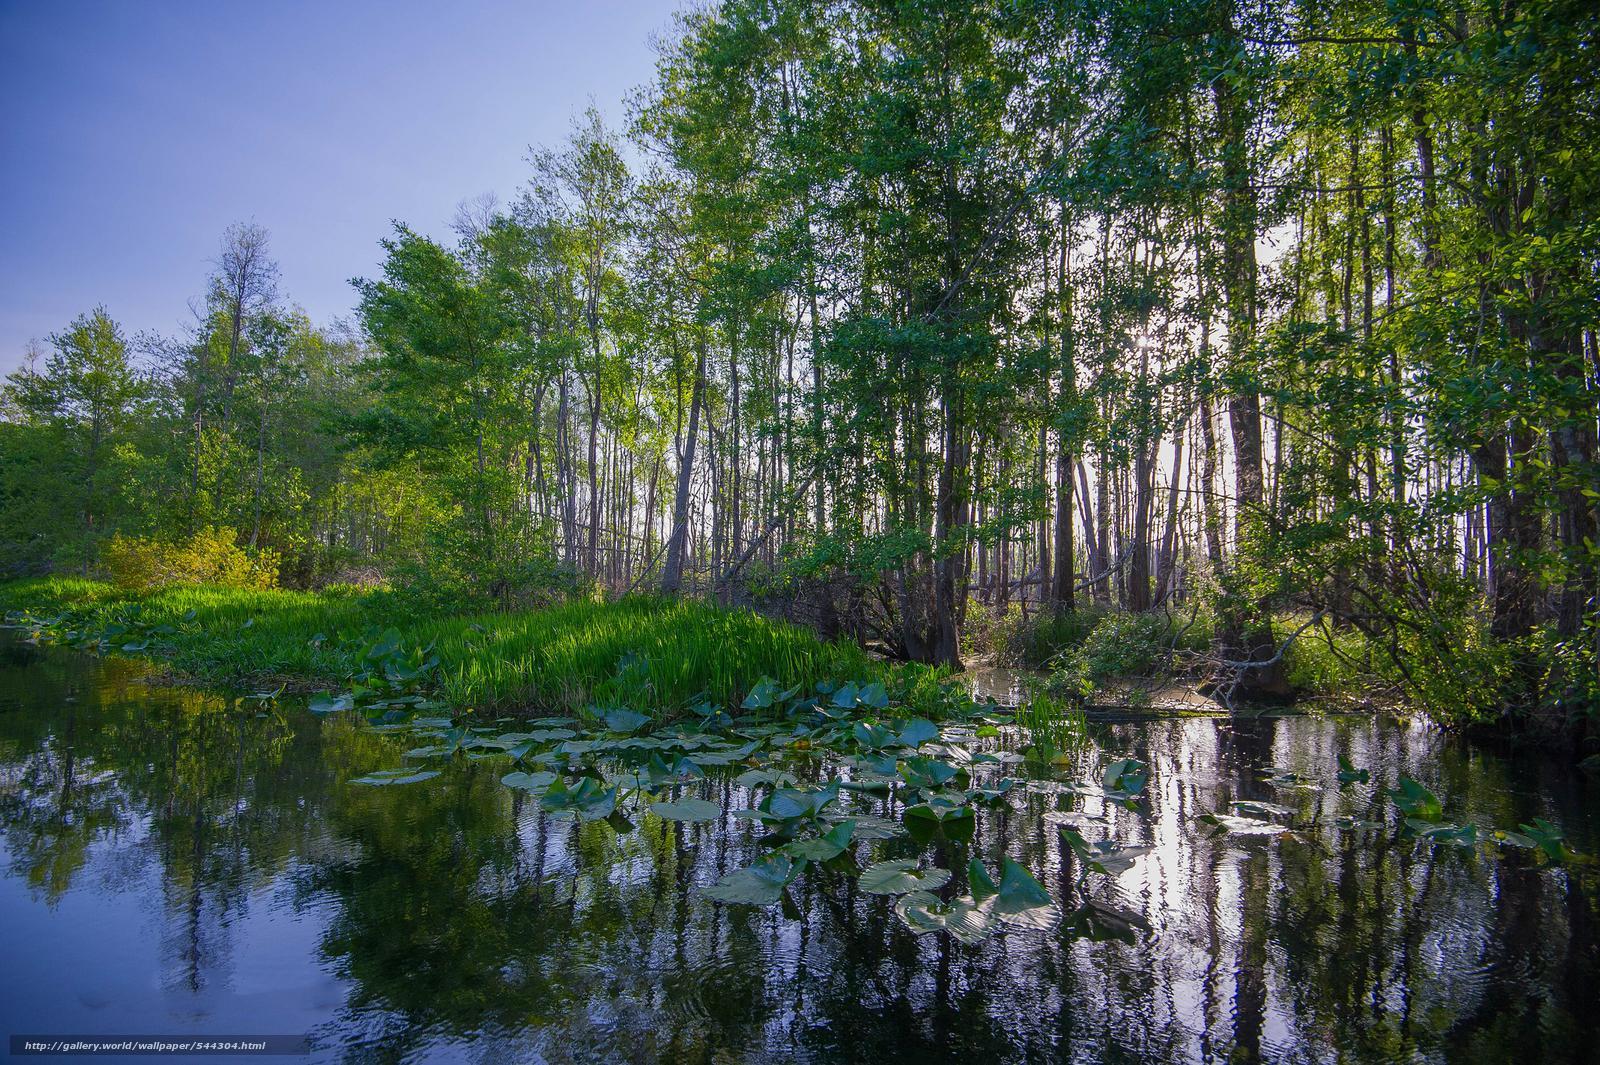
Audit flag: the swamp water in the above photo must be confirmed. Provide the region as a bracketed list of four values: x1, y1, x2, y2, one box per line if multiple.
[1, 637, 1597, 1064]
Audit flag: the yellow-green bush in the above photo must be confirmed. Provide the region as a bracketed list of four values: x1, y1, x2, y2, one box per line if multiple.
[101, 526, 279, 591]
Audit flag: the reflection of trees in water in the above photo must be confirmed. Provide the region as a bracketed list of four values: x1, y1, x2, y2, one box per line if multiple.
[0, 649, 310, 998]
[1, 647, 1597, 1063]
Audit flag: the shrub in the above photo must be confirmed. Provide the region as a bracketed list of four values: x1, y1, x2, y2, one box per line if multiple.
[101, 526, 279, 591]
[963, 601, 1115, 667]
[1047, 611, 1171, 701]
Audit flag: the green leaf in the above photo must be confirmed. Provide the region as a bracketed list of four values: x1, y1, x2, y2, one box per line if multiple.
[853, 721, 896, 749]
[1389, 776, 1443, 823]
[1230, 799, 1293, 818]
[501, 770, 557, 792]
[1101, 757, 1148, 795]
[1336, 754, 1369, 788]
[351, 768, 441, 786]
[1200, 812, 1291, 837]
[309, 693, 354, 714]
[783, 820, 856, 861]
[904, 801, 975, 844]
[831, 812, 904, 840]
[858, 681, 890, 709]
[995, 858, 1056, 928]
[894, 891, 998, 944]
[604, 708, 651, 733]
[540, 777, 619, 821]
[742, 676, 781, 710]
[704, 854, 801, 906]
[859, 858, 952, 895]
[896, 717, 939, 747]
[649, 797, 723, 823]
[967, 857, 999, 902]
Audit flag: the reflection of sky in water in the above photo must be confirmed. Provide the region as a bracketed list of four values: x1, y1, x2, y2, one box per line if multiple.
[1, 639, 1597, 1064]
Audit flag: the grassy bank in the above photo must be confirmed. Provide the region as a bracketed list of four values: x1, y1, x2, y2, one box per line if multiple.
[0, 577, 880, 715]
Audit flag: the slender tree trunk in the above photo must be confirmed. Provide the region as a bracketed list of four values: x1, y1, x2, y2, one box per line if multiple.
[662, 339, 708, 594]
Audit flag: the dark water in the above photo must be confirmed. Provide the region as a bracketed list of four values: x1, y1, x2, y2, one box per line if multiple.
[2, 638, 1598, 1065]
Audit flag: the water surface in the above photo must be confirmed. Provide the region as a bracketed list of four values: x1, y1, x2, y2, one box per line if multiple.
[2, 638, 1597, 1063]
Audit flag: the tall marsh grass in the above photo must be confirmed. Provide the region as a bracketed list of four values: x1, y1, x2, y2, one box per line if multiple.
[0, 577, 874, 715]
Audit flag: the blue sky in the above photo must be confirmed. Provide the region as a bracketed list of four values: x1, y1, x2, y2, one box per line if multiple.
[0, 0, 682, 373]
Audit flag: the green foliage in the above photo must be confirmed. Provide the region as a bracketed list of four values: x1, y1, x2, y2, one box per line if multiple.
[0, 579, 873, 717]
[1047, 612, 1173, 701]
[100, 526, 279, 592]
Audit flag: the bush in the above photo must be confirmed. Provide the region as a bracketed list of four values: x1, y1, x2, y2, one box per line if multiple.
[100, 526, 279, 592]
[963, 601, 1114, 667]
[1047, 611, 1171, 701]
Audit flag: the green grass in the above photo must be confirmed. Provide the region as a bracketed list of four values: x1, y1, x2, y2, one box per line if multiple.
[0, 577, 877, 716]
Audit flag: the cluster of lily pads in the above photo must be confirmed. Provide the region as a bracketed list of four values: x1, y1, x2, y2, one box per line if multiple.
[307, 626, 445, 717]
[330, 655, 1594, 949]
[330, 669, 1175, 942]
[4, 604, 201, 655]
[1193, 755, 1591, 867]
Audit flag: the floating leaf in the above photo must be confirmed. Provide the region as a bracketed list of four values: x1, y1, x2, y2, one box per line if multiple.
[735, 767, 797, 791]
[1064, 899, 1148, 944]
[1060, 826, 1152, 875]
[704, 854, 801, 906]
[1230, 799, 1293, 818]
[350, 768, 441, 786]
[501, 770, 557, 792]
[1389, 776, 1443, 823]
[603, 708, 651, 734]
[309, 693, 354, 715]
[995, 858, 1057, 928]
[540, 777, 619, 821]
[764, 782, 840, 822]
[831, 812, 904, 839]
[859, 858, 952, 895]
[1261, 769, 1320, 792]
[783, 820, 856, 861]
[649, 797, 723, 823]
[1336, 754, 1369, 788]
[689, 740, 761, 766]
[894, 891, 997, 944]
[1199, 813, 1291, 837]
[905, 800, 975, 844]
[1410, 821, 1479, 848]
[519, 728, 578, 743]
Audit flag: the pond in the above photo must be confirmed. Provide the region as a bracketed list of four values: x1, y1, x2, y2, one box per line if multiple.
[1, 636, 1597, 1064]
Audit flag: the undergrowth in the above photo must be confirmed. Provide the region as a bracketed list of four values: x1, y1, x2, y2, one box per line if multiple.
[0, 577, 879, 716]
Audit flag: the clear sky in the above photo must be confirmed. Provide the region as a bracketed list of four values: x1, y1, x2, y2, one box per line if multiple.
[0, 0, 683, 374]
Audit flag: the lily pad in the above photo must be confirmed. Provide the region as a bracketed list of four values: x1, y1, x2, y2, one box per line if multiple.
[1199, 812, 1291, 837]
[830, 812, 905, 840]
[540, 777, 619, 821]
[350, 768, 441, 786]
[604, 708, 651, 733]
[894, 891, 998, 944]
[995, 857, 1057, 928]
[1229, 799, 1294, 818]
[704, 854, 801, 906]
[501, 770, 557, 792]
[649, 797, 723, 823]
[859, 858, 952, 895]
[896, 717, 939, 747]
[309, 693, 355, 715]
[783, 820, 856, 861]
